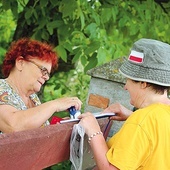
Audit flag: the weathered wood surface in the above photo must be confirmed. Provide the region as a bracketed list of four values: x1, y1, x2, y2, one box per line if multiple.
[0, 118, 112, 170]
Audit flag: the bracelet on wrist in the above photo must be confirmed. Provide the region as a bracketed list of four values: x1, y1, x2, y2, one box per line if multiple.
[88, 131, 103, 143]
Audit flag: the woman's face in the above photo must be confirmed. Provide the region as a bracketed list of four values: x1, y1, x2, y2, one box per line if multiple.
[22, 58, 52, 93]
[124, 79, 142, 107]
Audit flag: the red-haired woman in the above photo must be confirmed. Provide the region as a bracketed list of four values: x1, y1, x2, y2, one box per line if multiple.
[0, 38, 82, 133]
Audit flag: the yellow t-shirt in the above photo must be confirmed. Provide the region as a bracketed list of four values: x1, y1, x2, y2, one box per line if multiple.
[106, 103, 170, 170]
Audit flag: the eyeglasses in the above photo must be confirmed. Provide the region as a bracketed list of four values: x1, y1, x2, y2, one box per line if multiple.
[27, 60, 50, 78]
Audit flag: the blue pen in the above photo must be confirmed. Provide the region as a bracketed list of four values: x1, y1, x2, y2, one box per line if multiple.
[68, 106, 77, 119]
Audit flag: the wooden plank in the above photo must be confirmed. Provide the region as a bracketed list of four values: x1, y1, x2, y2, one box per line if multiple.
[0, 118, 112, 170]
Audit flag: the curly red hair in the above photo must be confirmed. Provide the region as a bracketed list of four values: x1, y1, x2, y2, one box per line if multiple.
[2, 38, 58, 77]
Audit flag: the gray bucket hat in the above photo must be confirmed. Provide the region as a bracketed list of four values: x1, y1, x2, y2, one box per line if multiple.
[119, 38, 170, 86]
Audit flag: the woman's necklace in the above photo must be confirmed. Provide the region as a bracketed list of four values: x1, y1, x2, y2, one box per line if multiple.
[6, 78, 20, 95]
[6, 78, 34, 108]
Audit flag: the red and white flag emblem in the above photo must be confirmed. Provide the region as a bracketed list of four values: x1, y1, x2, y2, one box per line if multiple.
[128, 50, 144, 63]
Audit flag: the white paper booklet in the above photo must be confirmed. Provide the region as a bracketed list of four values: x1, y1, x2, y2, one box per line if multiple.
[60, 112, 115, 124]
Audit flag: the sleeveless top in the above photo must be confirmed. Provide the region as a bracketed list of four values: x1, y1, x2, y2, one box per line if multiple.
[0, 79, 49, 133]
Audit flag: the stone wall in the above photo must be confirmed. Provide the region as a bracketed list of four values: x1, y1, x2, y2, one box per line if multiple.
[84, 57, 133, 137]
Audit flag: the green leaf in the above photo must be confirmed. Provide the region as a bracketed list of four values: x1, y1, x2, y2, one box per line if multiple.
[54, 83, 61, 90]
[118, 17, 127, 28]
[55, 45, 67, 62]
[38, 17, 47, 29]
[0, 47, 6, 63]
[111, 7, 118, 22]
[1, 0, 11, 10]
[78, 8, 85, 30]
[59, 0, 77, 18]
[72, 49, 82, 63]
[33, 10, 38, 20]
[84, 41, 100, 55]
[50, 0, 59, 6]
[96, 47, 107, 65]
[129, 24, 139, 36]
[145, 9, 151, 21]
[25, 7, 33, 20]
[84, 23, 98, 36]
[47, 26, 53, 35]
[84, 53, 98, 72]
[10, 1, 18, 18]
[61, 88, 67, 95]
[80, 55, 87, 66]
[47, 20, 63, 29]
[41, 30, 49, 40]
[92, 11, 100, 26]
[101, 8, 112, 23]
[63, 42, 73, 53]
[40, 0, 48, 8]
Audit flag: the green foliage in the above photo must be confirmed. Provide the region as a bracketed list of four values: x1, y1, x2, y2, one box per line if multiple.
[0, 6, 16, 63]
[56, 0, 170, 71]
[42, 64, 90, 114]
[1, 0, 170, 72]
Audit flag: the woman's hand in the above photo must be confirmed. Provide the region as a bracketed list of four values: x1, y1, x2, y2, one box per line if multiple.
[78, 112, 101, 137]
[103, 103, 132, 121]
[54, 97, 82, 112]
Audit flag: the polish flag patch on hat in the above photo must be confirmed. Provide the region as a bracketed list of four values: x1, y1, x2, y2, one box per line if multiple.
[128, 50, 144, 63]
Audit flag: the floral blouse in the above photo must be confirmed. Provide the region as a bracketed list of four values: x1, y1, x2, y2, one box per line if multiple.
[0, 79, 49, 131]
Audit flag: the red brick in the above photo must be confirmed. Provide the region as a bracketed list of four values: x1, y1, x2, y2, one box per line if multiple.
[88, 94, 110, 109]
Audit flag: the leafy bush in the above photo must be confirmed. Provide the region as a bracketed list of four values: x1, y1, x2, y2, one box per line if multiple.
[42, 65, 91, 116]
